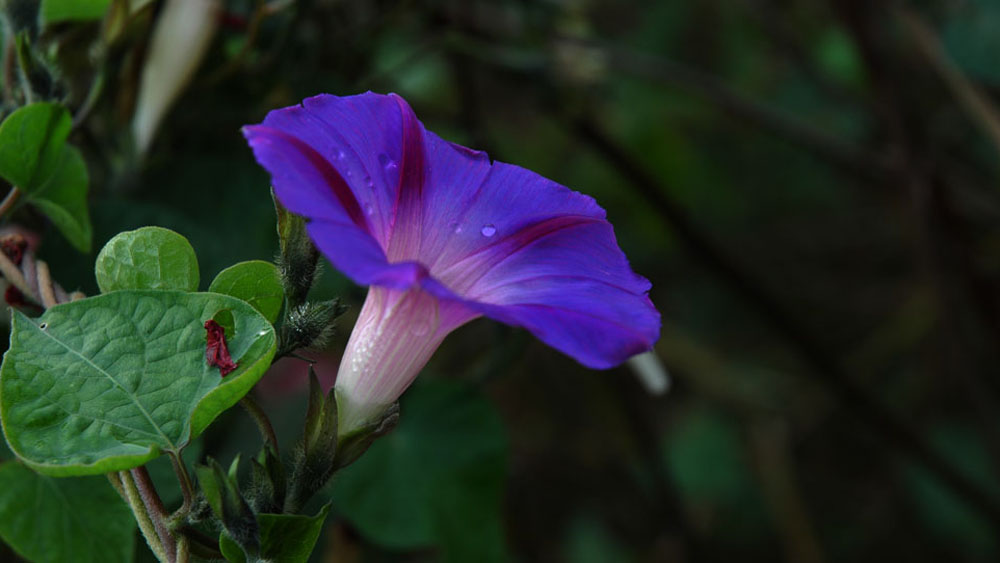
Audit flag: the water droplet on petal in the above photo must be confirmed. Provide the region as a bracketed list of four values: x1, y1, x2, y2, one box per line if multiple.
[364, 175, 374, 188]
[379, 153, 398, 171]
[480, 224, 497, 237]
[336, 149, 346, 160]
[365, 203, 374, 215]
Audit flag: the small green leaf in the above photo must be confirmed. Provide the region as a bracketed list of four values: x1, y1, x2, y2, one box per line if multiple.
[0, 462, 135, 563]
[28, 145, 92, 252]
[41, 0, 111, 23]
[209, 260, 284, 323]
[0, 103, 70, 192]
[0, 290, 277, 476]
[220, 504, 331, 563]
[95, 227, 200, 292]
[332, 380, 508, 562]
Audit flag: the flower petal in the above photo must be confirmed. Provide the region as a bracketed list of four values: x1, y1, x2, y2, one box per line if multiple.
[244, 91, 660, 370]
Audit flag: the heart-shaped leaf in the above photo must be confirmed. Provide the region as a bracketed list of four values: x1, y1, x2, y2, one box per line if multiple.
[95, 227, 200, 292]
[0, 462, 135, 563]
[209, 260, 284, 323]
[0, 290, 277, 476]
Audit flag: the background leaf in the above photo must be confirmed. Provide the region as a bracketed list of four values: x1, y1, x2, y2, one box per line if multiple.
[0, 290, 276, 475]
[95, 226, 200, 292]
[0, 462, 135, 563]
[28, 145, 92, 252]
[219, 504, 330, 563]
[0, 103, 70, 192]
[332, 379, 508, 563]
[209, 260, 284, 324]
[40, 0, 111, 24]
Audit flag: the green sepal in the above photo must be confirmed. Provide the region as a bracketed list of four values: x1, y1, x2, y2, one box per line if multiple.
[333, 393, 400, 471]
[272, 190, 319, 308]
[277, 299, 347, 357]
[285, 368, 339, 513]
[198, 457, 260, 558]
[249, 445, 286, 514]
[220, 504, 331, 563]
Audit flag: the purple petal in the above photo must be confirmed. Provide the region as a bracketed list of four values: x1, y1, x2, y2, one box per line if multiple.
[243, 91, 660, 369]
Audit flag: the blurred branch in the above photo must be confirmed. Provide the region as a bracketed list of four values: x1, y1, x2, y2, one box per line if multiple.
[609, 370, 702, 562]
[557, 36, 893, 184]
[832, 0, 1000, 527]
[749, 419, 826, 563]
[571, 112, 1000, 530]
[740, 0, 864, 107]
[895, 6, 1000, 161]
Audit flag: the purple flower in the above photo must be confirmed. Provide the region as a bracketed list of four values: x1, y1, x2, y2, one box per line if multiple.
[243, 92, 659, 433]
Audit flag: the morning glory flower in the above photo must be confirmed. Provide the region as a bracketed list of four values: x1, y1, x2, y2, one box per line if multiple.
[243, 92, 660, 434]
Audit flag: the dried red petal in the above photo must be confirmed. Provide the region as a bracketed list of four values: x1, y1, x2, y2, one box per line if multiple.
[0, 235, 27, 266]
[204, 319, 238, 376]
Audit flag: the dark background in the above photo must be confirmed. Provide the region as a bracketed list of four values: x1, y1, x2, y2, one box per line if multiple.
[6, 0, 1000, 561]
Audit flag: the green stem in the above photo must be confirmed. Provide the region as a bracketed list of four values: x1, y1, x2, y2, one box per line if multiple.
[130, 467, 177, 562]
[168, 451, 195, 526]
[119, 471, 169, 562]
[175, 535, 189, 563]
[0, 187, 20, 218]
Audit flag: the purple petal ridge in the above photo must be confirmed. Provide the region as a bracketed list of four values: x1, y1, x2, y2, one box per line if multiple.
[243, 91, 660, 369]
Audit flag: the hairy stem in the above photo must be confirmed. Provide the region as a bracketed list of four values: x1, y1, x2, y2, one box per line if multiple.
[130, 466, 177, 562]
[168, 451, 195, 525]
[119, 471, 170, 562]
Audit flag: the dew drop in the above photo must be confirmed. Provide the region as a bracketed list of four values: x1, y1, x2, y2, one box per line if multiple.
[480, 224, 497, 237]
[336, 149, 346, 160]
[364, 175, 374, 188]
[365, 203, 374, 215]
[379, 153, 398, 171]
[39, 322, 48, 330]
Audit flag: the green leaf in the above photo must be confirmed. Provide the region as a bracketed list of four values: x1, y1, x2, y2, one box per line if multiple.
[0, 290, 277, 476]
[219, 504, 331, 563]
[41, 0, 111, 23]
[332, 380, 508, 563]
[0, 462, 135, 563]
[28, 145, 92, 252]
[95, 227, 200, 292]
[0, 103, 93, 251]
[0, 102, 70, 192]
[209, 260, 284, 324]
